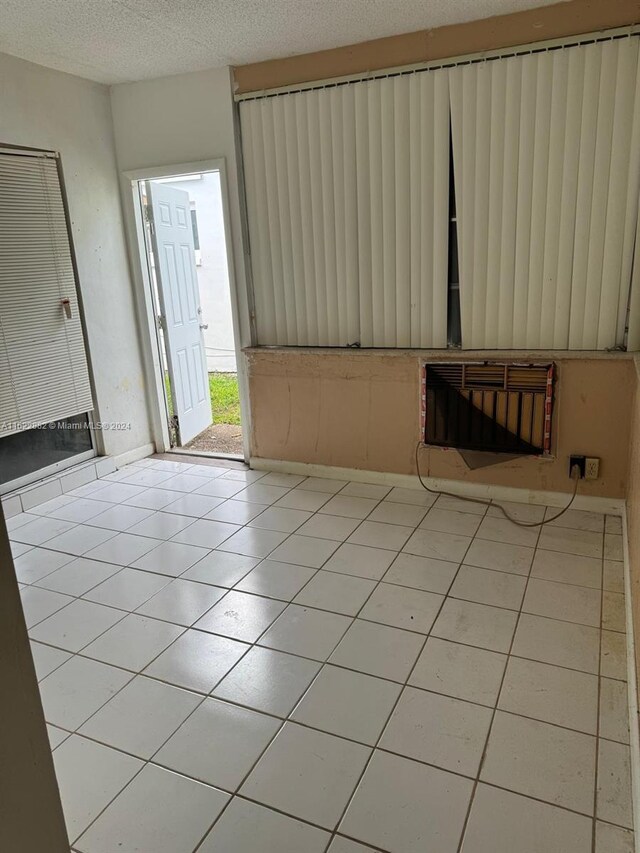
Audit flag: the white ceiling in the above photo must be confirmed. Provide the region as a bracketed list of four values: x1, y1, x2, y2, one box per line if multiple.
[0, 0, 564, 85]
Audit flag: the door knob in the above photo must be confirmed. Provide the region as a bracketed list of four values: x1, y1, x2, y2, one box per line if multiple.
[199, 323, 209, 330]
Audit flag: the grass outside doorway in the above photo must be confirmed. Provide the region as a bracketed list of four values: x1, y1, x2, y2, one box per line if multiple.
[209, 373, 241, 425]
[164, 371, 241, 425]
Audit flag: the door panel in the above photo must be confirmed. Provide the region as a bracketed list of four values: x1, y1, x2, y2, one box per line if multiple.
[148, 181, 212, 444]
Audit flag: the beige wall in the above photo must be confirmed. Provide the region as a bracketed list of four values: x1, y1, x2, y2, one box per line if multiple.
[0, 506, 69, 851]
[626, 358, 640, 685]
[234, 0, 640, 94]
[248, 349, 635, 499]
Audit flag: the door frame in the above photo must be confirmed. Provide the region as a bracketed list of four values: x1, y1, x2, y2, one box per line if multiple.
[122, 158, 251, 462]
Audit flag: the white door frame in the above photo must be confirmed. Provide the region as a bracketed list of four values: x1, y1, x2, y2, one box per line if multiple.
[121, 158, 251, 462]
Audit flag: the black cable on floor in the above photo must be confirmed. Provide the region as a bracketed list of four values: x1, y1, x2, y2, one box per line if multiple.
[414, 441, 581, 528]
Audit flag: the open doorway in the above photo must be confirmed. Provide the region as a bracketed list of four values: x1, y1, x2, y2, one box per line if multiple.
[136, 169, 243, 458]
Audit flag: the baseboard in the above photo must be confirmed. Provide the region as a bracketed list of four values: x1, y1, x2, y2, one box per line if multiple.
[1, 455, 116, 516]
[621, 511, 640, 852]
[1, 444, 156, 518]
[113, 443, 156, 469]
[250, 457, 625, 516]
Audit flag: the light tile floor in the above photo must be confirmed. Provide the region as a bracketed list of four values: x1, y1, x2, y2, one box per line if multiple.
[8, 454, 635, 853]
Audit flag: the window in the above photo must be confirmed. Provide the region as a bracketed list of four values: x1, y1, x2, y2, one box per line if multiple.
[239, 34, 640, 351]
[0, 415, 92, 487]
[240, 71, 450, 348]
[449, 37, 640, 349]
[190, 207, 200, 250]
[190, 205, 202, 266]
[0, 151, 94, 434]
[0, 149, 94, 488]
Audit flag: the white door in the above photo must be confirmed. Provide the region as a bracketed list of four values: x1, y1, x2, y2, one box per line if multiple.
[147, 181, 212, 445]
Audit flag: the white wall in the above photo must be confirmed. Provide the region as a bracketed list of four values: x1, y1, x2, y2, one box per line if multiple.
[166, 173, 237, 372]
[110, 66, 252, 456]
[0, 52, 153, 459]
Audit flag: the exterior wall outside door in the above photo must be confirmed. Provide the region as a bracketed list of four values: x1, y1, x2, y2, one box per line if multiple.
[166, 173, 236, 372]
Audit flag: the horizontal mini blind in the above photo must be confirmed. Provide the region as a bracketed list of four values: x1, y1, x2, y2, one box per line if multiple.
[0, 153, 93, 436]
[450, 36, 640, 349]
[240, 69, 450, 347]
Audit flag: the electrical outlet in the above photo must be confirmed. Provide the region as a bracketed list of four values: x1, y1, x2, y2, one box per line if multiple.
[585, 457, 600, 480]
[569, 455, 586, 478]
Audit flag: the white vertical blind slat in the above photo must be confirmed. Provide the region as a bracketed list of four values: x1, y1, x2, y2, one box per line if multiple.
[512, 56, 537, 348]
[295, 94, 319, 344]
[307, 93, 329, 345]
[552, 46, 583, 348]
[271, 96, 296, 344]
[282, 96, 306, 343]
[582, 41, 617, 349]
[378, 80, 393, 346]
[354, 82, 372, 347]
[364, 81, 383, 346]
[394, 76, 411, 347]
[342, 87, 360, 344]
[567, 44, 600, 349]
[472, 66, 491, 349]
[526, 52, 554, 347]
[497, 57, 521, 348]
[537, 50, 565, 349]
[409, 74, 423, 347]
[485, 59, 506, 348]
[261, 102, 287, 343]
[330, 88, 346, 344]
[317, 92, 337, 345]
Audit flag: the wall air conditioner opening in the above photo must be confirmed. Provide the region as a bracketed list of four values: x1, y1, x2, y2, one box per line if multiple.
[421, 362, 554, 456]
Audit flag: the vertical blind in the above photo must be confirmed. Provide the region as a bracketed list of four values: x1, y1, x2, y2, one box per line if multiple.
[240, 69, 450, 347]
[450, 36, 640, 349]
[240, 34, 640, 351]
[0, 153, 94, 436]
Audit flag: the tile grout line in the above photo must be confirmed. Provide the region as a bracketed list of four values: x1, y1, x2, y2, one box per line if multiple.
[55, 471, 267, 848]
[31, 488, 621, 704]
[68, 483, 384, 851]
[194, 483, 444, 853]
[591, 521, 606, 853]
[17, 523, 619, 594]
[454, 505, 545, 853]
[31, 534, 627, 744]
[184, 497, 393, 853]
[19, 458, 632, 850]
[31, 582, 629, 683]
[324, 497, 490, 852]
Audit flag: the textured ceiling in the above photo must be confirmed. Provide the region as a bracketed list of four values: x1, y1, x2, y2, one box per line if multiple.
[0, 0, 564, 85]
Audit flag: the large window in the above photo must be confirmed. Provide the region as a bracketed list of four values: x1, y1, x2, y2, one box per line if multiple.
[240, 72, 450, 348]
[239, 34, 640, 351]
[0, 415, 92, 487]
[0, 150, 94, 486]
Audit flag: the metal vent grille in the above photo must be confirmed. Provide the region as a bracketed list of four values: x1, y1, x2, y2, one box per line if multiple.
[422, 362, 554, 455]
